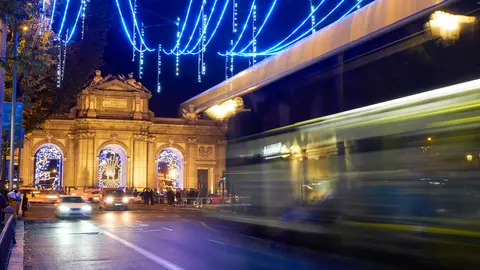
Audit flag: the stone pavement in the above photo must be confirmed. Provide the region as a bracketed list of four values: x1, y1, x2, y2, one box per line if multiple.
[8, 218, 24, 270]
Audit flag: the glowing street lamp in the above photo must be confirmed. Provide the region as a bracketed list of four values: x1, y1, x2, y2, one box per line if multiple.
[466, 154, 473, 162]
[426, 11, 476, 41]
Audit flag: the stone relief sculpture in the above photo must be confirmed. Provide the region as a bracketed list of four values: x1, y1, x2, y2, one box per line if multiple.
[198, 145, 214, 158]
[181, 104, 198, 122]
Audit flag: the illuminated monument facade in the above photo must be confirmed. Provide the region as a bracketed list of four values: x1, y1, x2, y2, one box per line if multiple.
[20, 72, 226, 192]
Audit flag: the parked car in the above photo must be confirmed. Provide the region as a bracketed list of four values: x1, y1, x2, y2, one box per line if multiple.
[55, 196, 92, 218]
[83, 189, 101, 203]
[98, 188, 129, 210]
[207, 194, 223, 204]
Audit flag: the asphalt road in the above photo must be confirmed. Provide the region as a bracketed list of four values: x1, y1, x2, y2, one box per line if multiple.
[23, 204, 390, 270]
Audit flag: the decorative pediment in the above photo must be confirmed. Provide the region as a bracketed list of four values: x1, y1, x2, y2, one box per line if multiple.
[92, 79, 140, 92]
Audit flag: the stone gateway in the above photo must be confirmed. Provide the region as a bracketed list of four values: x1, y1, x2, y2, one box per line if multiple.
[20, 74, 226, 192]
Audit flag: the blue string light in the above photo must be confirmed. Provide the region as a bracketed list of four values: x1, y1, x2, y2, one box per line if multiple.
[310, 0, 316, 34]
[128, 0, 154, 51]
[157, 44, 162, 93]
[182, 0, 218, 55]
[263, 0, 357, 54]
[114, 0, 147, 52]
[57, 0, 71, 36]
[65, 0, 84, 43]
[132, 0, 137, 61]
[167, 0, 194, 53]
[139, 22, 145, 79]
[186, 0, 230, 55]
[234, 0, 327, 56]
[39, 0, 46, 35]
[49, 0, 57, 29]
[169, 3, 205, 55]
[239, 0, 362, 56]
[227, 0, 256, 54]
[221, 0, 277, 57]
[81, 0, 87, 39]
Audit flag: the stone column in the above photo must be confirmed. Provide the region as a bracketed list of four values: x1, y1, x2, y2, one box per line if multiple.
[21, 135, 32, 186]
[147, 136, 156, 189]
[65, 134, 78, 187]
[77, 133, 89, 188]
[133, 134, 148, 188]
[216, 140, 227, 191]
[186, 138, 197, 189]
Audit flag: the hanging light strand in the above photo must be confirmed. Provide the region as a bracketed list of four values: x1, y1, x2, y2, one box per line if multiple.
[132, 0, 137, 61]
[139, 23, 145, 79]
[57, 0, 71, 36]
[65, 0, 85, 43]
[39, 0, 46, 35]
[49, 0, 57, 29]
[175, 17, 180, 76]
[186, 0, 230, 55]
[157, 44, 162, 93]
[310, 0, 316, 34]
[201, 0, 207, 76]
[251, 4, 257, 65]
[81, 0, 87, 39]
[61, 29, 68, 81]
[114, 0, 146, 52]
[219, 0, 276, 57]
[56, 38, 62, 88]
[238, 0, 362, 56]
[127, 0, 154, 51]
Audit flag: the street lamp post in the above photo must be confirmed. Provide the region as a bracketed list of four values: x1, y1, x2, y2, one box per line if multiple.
[8, 30, 19, 190]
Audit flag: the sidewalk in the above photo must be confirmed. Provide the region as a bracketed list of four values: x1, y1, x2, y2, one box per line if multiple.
[8, 219, 24, 270]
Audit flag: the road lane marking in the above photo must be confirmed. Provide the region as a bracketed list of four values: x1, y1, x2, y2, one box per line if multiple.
[103, 230, 184, 270]
[208, 239, 226, 245]
[81, 221, 184, 270]
[162, 227, 173, 231]
[199, 221, 218, 232]
[181, 219, 190, 222]
[157, 215, 165, 218]
[217, 225, 230, 229]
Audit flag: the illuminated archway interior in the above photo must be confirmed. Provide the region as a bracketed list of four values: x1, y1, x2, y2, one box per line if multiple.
[98, 145, 127, 188]
[34, 144, 63, 190]
[157, 148, 184, 190]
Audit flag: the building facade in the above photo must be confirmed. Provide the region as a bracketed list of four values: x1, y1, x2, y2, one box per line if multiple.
[20, 73, 226, 193]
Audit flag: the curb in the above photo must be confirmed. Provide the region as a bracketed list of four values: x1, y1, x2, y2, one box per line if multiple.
[8, 219, 24, 270]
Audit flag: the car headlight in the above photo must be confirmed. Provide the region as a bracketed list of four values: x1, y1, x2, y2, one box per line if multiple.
[93, 197, 99, 201]
[81, 205, 92, 212]
[106, 197, 114, 204]
[47, 195, 58, 199]
[58, 205, 70, 213]
[122, 197, 129, 204]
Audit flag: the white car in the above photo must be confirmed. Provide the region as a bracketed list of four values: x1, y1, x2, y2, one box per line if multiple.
[55, 196, 92, 218]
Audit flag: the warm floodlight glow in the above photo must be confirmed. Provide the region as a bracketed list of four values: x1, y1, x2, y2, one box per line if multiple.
[427, 11, 476, 41]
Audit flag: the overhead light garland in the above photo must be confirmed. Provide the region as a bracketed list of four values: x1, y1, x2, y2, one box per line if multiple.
[49, 0, 57, 29]
[157, 44, 162, 93]
[81, 0, 87, 39]
[176, 17, 180, 76]
[139, 22, 145, 79]
[39, 0, 46, 35]
[132, 0, 137, 61]
[310, 0, 316, 34]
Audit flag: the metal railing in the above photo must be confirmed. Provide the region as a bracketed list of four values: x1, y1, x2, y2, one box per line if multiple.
[0, 215, 15, 270]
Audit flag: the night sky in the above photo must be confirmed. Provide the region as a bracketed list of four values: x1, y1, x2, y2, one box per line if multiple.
[98, 0, 372, 117]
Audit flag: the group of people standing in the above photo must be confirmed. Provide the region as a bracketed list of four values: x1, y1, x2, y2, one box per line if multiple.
[165, 188, 203, 207]
[0, 189, 29, 219]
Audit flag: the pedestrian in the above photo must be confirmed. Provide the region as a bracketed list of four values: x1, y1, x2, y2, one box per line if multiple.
[21, 193, 29, 217]
[181, 188, 187, 207]
[175, 189, 181, 206]
[149, 189, 155, 206]
[143, 188, 149, 206]
[7, 190, 20, 218]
